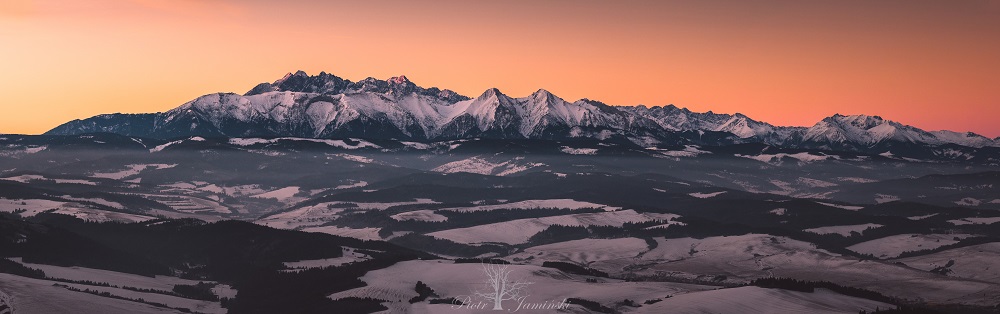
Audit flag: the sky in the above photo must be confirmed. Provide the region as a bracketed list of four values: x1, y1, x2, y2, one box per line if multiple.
[1, 0, 999, 137]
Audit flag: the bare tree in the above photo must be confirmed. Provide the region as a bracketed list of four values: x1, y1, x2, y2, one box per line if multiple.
[473, 263, 533, 310]
[0, 288, 15, 314]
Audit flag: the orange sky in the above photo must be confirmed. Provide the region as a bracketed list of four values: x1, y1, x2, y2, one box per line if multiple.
[1, 0, 999, 137]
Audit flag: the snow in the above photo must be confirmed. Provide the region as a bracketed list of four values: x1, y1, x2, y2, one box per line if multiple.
[955, 197, 983, 206]
[894, 242, 1000, 283]
[251, 186, 301, 201]
[333, 180, 368, 190]
[283, 247, 371, 271]
[439, 199, 620, 212]
[559, 146, 598, 155]
[815, 201, 864, 211]
[149, 139, 184, 152]
[301, 225, 382, 241]
[514, 238, 651, 265]
[256, 202, 348, 229]
[58, 195, 123, 210]
[836, 177, 877, 183]
[907, 213, 937, 220]
[91, 164, 177, 179]
[432, 156, 544, 176]
[930, 130, 996, 148]
[947, 216, 1000, 225]
[874, 194, 900, 204]
[847, 234, 975, 258]
[798, 177, 837, 188]
[0, 273, 182, 314]
[330, 153, 375, 164]
[804, 224, 883, 237]
[770, 208, 787, 216]
[427, 210, 678, 244]
[737, 152, 834, 163]
[329, 260, 714, 314]
[0, 175, 98, 186]
[10, 258, 206, 292]
[643, 219, 687, 229]
[650, 145, 713, 157]
[634, 286, 892, 314]
[0, 198, 154, 223]
[228, 137, 380, 149]
[688, 191, 726, 198]
[390, 210, 448, 222]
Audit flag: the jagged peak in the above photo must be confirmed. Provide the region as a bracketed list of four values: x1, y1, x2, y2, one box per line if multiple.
[478, 88, 506, 99]
[387, 75, 411, 85]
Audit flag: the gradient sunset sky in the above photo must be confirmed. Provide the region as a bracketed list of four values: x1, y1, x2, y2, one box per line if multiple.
[2, 0, 999, 136]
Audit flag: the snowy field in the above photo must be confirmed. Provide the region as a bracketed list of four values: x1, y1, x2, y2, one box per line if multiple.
[329, 260, 715, 314]
[257, 198, 440, 230]
[804, 224, 883, 236]
[0, 198, 155, 223]
[948, 216, 1000, 225]
[847, 234, 975, 258]
[390, 210, 448, 222]
[427, 210, 679, 244]
[633, 286, 891, 314]
[300, 225, 383, 241]
[0, 274, 183, 314]
[10, 258, 206, 292]
[438, 199, 620, 212]
[282, 247, 372, 271]
[894, 242, 1000, 283]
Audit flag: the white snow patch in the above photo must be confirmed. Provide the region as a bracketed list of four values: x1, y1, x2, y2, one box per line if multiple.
[907, 213, 938, 220]
[804, 224, 883, 237]
[560, 146, 598, 155]
[251, 186, 301, 201]
[847, 234, 975, 258]
[283, 247, 371, 271]
[301, 226, 382, 241]
[390, 210, 448, 222]
[955, 197, 983, 206]
[428, 210, 678, 244]
[815, 201, 864, 211]
[688, 191, 726, 198]
[92, 164, 176, 179]
[948, 217, 1000, 225]
[440, 199, 620, 212]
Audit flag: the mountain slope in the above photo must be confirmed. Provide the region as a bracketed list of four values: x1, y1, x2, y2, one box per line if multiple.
[44, 71, 997, 149]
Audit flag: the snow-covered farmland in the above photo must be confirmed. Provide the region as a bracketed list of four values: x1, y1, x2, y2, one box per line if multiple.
[91, 164, 177, 180]
[432, 156, 544, 176]
[438, 199, 620, 212]
[301, 225, 382, 241]
[0, 198, 154, 223]
[0, 273, 181, 314]
[688, 191, 726, 198]
[282, 247, 371, 271]
[10, 258, 206, 292]
[633, 286, 891, 314]
[427, 210, 678, 244]
[948, 216, 1000, 225]
[804, 224, 882, 237]
[329, 260, 714, 314]
[390, 210, 448, 222]
[847, 234, 976, 258]
[893, 242, 1000, 283]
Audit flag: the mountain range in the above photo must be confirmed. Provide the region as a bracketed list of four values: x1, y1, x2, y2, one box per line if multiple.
[45, 71, 999, 151]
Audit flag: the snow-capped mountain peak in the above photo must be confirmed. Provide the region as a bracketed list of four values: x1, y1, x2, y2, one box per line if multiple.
[44, 70, 997, 150]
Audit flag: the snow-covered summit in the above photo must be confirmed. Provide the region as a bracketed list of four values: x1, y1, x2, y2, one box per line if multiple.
[45, 71, 997, 149]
